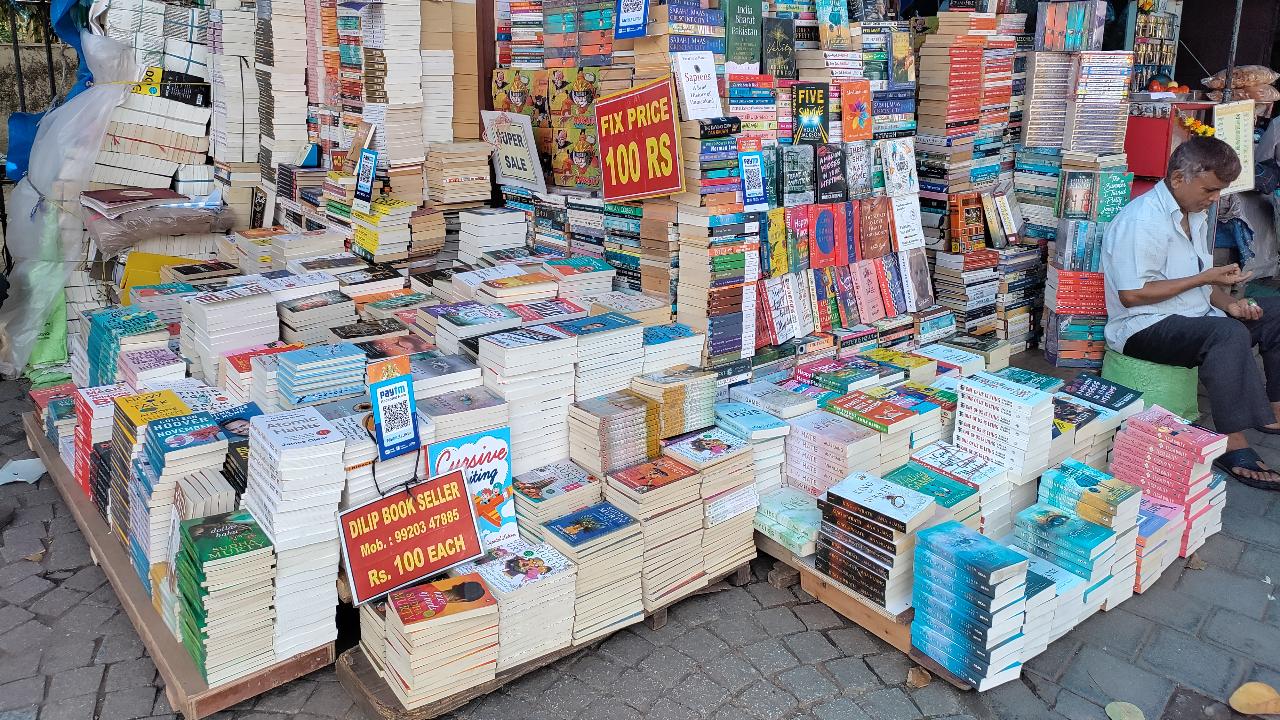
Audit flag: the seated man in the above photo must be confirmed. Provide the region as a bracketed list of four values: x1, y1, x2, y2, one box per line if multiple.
[1102, 136, 1280, 489]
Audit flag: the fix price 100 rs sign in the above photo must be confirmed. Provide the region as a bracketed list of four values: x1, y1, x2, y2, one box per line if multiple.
[594, 76, 685, 201]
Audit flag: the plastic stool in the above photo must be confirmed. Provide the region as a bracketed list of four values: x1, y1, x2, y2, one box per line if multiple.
[1101, 350, 1200, 420]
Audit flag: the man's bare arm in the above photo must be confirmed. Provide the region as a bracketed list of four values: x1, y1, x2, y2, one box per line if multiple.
[1118, 264, 1252, 308]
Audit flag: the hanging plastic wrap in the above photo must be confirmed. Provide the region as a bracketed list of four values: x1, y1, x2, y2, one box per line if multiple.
[85, 192, 233, 257]
[0, 32, 139, 377]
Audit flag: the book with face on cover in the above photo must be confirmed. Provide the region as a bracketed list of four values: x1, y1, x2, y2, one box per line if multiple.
[662, 427, 752, 469]
[514, 460, 600, 503]
[452, 539, 574, 596]
[387, 573, 498, 629]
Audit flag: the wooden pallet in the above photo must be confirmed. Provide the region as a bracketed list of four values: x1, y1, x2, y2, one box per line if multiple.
[339, 560, 753, 719]
[23, 413, 336, 719]
[754, 531, 973, 691]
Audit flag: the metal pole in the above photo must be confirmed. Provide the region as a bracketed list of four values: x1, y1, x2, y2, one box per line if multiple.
[1223, 0, 1243, 101]
[8, 3, 27, 112]
[42, 1, 56, 102]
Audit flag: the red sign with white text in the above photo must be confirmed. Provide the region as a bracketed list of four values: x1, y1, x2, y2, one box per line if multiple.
[337, 470, 483, 605]
[594, 76, 685, 202]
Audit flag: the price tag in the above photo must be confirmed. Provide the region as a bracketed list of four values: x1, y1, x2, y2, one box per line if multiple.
[594, 76, 685, 202]
[337, 470, 483, 605]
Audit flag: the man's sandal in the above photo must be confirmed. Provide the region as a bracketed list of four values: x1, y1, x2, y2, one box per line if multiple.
[1214, 447, 1280, 490]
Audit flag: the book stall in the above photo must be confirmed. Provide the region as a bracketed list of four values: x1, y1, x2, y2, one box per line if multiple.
[12, 0, 1266, 714]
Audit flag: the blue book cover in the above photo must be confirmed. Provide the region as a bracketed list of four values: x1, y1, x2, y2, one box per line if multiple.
[280, 384, 366, 407]
[916, 521, 1029, 583]
[912, 593, 1011, 648]
[425, 427, 518, 549]
[911, 621, 1024, 677]
[544, 256, 615, 274]
[1012, 530, 1105, 577]
[544, 502, 637, 546]
[913, 574, 1023, 628]
[144, 412, 226, 471]
[992, 366, 1065, 393]
[277, 343, 367, 374]
[644, 323, 698, 346]
[1014, 504, 1116, 558]
[555, 311, 641, 337]
[714, 402, 788, 439]
[912, 615, 1025, 668]
[912, 555, 1023, 610]
[1024, 569, 1055, 604]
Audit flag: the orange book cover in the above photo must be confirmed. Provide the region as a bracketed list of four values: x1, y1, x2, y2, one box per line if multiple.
[388, 573, 497, 629]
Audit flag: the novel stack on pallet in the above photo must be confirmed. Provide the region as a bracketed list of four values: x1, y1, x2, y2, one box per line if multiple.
[666, 427, 757, 581]
[1013, 504, 1116, 620]
[954, 371, 1053, 515]
[478, 325, 578, 474]
[783, 409, 879, 498]
[512, 459, 604, 541]
[543, 502, 644, 644]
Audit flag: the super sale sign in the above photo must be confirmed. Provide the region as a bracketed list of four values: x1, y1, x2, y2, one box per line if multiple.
[594, 76, 685, 202]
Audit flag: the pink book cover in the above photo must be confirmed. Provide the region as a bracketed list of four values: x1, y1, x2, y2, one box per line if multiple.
[30, 382, 77, 413]
[1112, 433, 1206, 474]
[850, 260, 886, 324]
[121, 348, 182, 374]
[1124, 406, 1227, 461]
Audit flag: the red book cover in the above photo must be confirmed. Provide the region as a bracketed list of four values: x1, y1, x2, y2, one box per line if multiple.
[808, 204, 843, 269]
[858, 196, 894, 260]
[873, 257, 899, 317]
[851, 260, 886, 324]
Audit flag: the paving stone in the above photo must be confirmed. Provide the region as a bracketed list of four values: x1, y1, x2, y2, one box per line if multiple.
[754, 607, 806, 637]
[151, 691, 170, 716]
[47, 664, 105, 701]
[669, 594, 722, 627]
[43, 535, 92, 572]
[1160, 686, 1243, 720]
[105, 657, 158, 691]
[1071, 609, 1154, 661]
[0, 709, 37, 720]
[864, 651, 913, 685]
[793, 587, 815, 602]
[99, 688, 157, 720]
[0, 676, 43, 712]
[668, 626, 729, 663]
[470, 690, 552, 720]
[46, 516, 78, 538]
[711, 587, 761, 615]
[982, 679, 1056, 720]
[749, 581, 798, 608]
[0, 525, 45, 563]
[0, 561, 41, 587]
[1023, 672, 1061, 706]
[1203, 608, 1280, 670]
[1052, 690, 1106, 720]
[567, 654, 625, 691]
[793, 604, 844, 631]
[741, 638, 800, 675]
[1193, 535, 1245, 570]
[825, 627, 883, 657]
[733, 682, 798, 720]
[0, 619, 51, 654]
[93, 632, 144, 664]
[1140, 626, 1246, 699]
[638, 647, 696, 689]
[1025, 640, 1080, 683]
[598, 630, 654, 667]
[702, 653, 762, 694]
[647, 698, 698, 720]
[812, 698, 873, 720]
[610, 669, 667, 712]
[1176, 567, 1273, 620]
[1060, 646, 1173, 720]
[910, 682, 964, 716]
[0, 653, 38, 684]
[0, 575, 52, 605]
[27, 588, 86, 620]
[777, 666, 839, 705]
[821, 658, 879, 695]
[0, 605, 33, 635]
[641, 617, 692, 647]
[39, 631, 98, 674]
[1123, 575, 1214, 634]
[10, 503, 52, 527]
[37, 695, 98, 720]
[580, 698, 643, 720]
[706, 616, 768, 647]
[782, 632, 839, 664]
[81, 584, 122, 609]
[503, 666, 559, 697]
[1220, 512, 1280, 551]
[669, 673, 729, 715]
[1237, 547, 1280, 582]
[299, 681, 353, 718]
[61, 566, 106, 593]
[49, 603, 114, 635]
[854, 688, 919, 720]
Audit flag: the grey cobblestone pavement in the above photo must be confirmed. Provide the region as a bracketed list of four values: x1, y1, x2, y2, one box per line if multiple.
[2, 371, 1279, 720]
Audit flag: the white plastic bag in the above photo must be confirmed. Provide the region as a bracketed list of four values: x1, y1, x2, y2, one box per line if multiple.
[0, 32, 139, 377]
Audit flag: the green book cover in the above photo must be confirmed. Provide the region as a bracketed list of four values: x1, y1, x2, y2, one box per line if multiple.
[723, 0, 762, 73]
[179, 510, 273, 566]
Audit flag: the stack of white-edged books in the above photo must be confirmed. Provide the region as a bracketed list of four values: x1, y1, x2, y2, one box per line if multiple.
[584, 291, 670, 326]
[542, 257, 616, 300]
[274, 344, 366, 409]
[664, 428, 758, 579]
[242, 408, 346, 659]
[1007, 544, 1087, 646]
[784, 410, 880, 498]
[314, 397, 415, 511]
[408, 351, 482, 399]
[359, 600, 389, 678]
[754, 487, 821, 557]
[543, 502, 644, 644]
[1013, 504, 1116, 621]
[130, 283, 196, 327]
[641, 324, 704, 373]
[729, 380, 818, 420]
[912, 440, 1013, 538]
[955, 372, 1054, 486]
[458, 208, 527, 264]
[433, 302, 523, 354]
[551, 312, 643, 398]
[180, 284, 280, 382]
[478, 326, 577, 474]
[119, 347, 186, 391]
[218, 344, 302, 404]
[715, 402, 789, 494]
[512, 459, 603, 542]
[249, 355, 282, 412]
[139, 411, 230, 572]
[452, 539, 576, 670]
[628, 365, 717, 439]
[450, 265, 525, 301]
[383, 575, 499, 710]
[606, 456, 705, 611]
[568, 391, 656, 477]
[286, 252, 367, 276]
[473, 272, 560, 305]
[1132, 496, 1185, 594]
[278, 290, 357, 344]
[269, 230, 345, 270]
[417, 387, 508, 442]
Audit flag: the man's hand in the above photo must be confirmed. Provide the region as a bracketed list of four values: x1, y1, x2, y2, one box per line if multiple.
[1199, 263, 1254, 287]
[1226, 297, 1265, 321]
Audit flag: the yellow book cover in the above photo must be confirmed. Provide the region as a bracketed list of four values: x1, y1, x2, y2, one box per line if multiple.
[115, 390, 191, 429]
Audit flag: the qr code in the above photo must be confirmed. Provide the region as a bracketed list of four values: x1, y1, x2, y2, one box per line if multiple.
[378, 386, 412, 434]
[742, 160, 763, 191]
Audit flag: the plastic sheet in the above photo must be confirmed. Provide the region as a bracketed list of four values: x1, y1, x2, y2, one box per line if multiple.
[0, 32, 139, 377]
[86, 204, 234, 258]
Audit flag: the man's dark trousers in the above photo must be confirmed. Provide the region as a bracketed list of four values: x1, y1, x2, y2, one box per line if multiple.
[1123, 296, 1280, 434]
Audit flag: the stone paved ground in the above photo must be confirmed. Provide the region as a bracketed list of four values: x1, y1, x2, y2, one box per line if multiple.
[2, 364, 1279, 720]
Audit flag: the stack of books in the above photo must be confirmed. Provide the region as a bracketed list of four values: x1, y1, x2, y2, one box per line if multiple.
[512, 459, 603, 541]
[110, 391, 192, 556]
[628, 366, 718, 439]
[458, 208, 528, 264]
[273, 344, 366, 410]
[1022, 51, 1073, 149]
[584, 291, 670, 326]
[544, 502, 644, 644]
[408, 351, 483, 399]
[383, 575, 499, 709]
[425, 143, 493, 205]
[87, 307, 170, 387]
[553, 312, 644, 398]
[883, 461, 982, 529]
[1133, 496, 1186, 593]
[451, 540, 576, 669]
[955, 371, 1054, 487]
[314, 397, 414, 511]
[478, 326, 578, 473]
[664, 428, 757, 580]
[715, 402, 789, 494]
[542, 257, 617, 300]
[433, 302, 523, 355]
[1006, 548, 1081, 661]
[249, 355, 282, 412]
[277, 290, 358, 344]
[1013, 504, 1116, 620]
[820, 472, 936, 613]
[418, 388, 509, 442]
[180, 284, 280, 382]
[641, 324, 704, 373]
[826, 390, 922, 473]
[568, 391, 657, 477]
[130, 283, 197, 328]
[784, 410, 879, 498]
[1064, 52, 1133, 156]
[912, 440, 1012, 538]
[473, 272, 561, 305]
[219, 343, 300, 405]
[730, 380, 818, 419]
[755, 487, 821, 557]
[1056, 372, 1145, 468]
[119, 347, 186, 391]
[268, 231, 345, 270]
[174, 511, 276, 686]
[911, 521, 1028, 691]
[254, 0, 309, 184]
[73, 384, 133, 499]
[1109, 406, 1227, 557]
[1038, 459, 1142, 608]
[359, 600, 389, 678]
[605, 456, 706, 611]
[242, 408, 346, 659]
